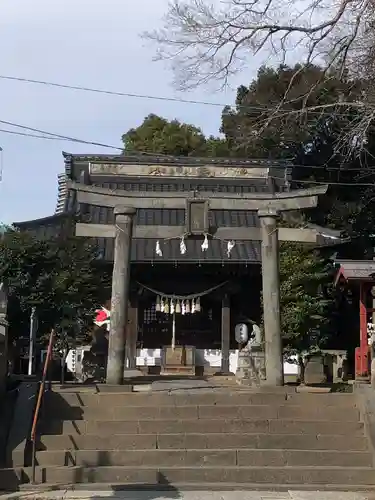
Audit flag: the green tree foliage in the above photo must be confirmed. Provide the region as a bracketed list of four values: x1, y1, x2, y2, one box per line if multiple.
[0, 229, 110, 347]
[120, 70, 368, 356]
[123, 113, 229, 156]
[222, 64, 375, 251]
[279, 243, 336, 356]
[222, 65, 368, 355]
[221, 64, 361, 159]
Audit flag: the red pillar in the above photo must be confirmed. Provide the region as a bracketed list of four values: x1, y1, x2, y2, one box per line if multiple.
[357, 283, 369, 377]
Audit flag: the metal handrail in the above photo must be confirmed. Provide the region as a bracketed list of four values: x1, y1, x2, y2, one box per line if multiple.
[30, 329, 54, 484]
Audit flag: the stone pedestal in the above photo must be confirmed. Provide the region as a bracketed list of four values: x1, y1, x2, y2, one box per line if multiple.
[236, 345, 266, 387]
[321, 349, 348, 383]
[304, 354, 326, 385]
[123, 368, 143, 379]
[161, 345, 195, 376]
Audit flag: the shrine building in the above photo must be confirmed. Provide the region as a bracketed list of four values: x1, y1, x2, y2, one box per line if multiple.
[15, 153, 339, 377]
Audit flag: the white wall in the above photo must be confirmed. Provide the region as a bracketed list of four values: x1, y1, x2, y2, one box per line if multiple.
[65, 347, 299, 376]
[135, 348, 299, 375]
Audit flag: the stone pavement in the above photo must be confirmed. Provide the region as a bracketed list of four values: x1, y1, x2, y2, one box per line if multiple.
[133, 379, 217, 393]
[1, 490, 375, 500]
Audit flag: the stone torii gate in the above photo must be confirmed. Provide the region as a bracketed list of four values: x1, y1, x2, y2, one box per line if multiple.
[68, 182, 328, 386]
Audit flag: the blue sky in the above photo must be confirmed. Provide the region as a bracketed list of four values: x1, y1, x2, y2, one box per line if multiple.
[0, 0, 258, 224]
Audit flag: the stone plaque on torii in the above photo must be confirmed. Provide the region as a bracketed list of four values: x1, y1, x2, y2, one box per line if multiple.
[68, 181, 328, 386]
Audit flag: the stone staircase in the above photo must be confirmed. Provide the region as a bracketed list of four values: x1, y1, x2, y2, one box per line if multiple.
[3, 386, 375, 490]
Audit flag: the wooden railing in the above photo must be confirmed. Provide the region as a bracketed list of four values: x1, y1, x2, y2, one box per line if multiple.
[30, 329, 54, 484]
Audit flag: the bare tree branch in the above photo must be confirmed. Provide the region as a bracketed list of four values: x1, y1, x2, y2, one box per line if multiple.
[144, 0, 372, 88]
[143, 0, 375, 154]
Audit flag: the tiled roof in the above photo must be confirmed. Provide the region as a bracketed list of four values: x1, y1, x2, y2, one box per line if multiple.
[13, 213, 73, 240]
[82, 205, 261, 263]
[94, 237, 260, 263]
[91, 178, 273, 193]
[85, 206, 258, 228]
[62, 151, 291, 167]
[62, 152, 292, 193]
[335, 260, 375, 283]
[55, 173, 68, 214]
[13, 211, 261, 262]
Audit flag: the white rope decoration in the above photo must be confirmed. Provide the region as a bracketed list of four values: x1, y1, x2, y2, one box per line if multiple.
[155, 240, 163, 256]
[180, 236, 187, 255]
[201, 234, 209, 251]
[227, 240, 235, 257]
[154, 231, 243, 258]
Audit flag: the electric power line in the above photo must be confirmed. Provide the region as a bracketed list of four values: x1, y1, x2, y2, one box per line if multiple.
[0, 120, 123, 151]
[0, 127, 122, 146]
[0, 124, 357, 171]
[0, 120, 183, 156]
[0, 118, 360, 169]
[0, 74, 362, 117]
[273, 176, 375, 187]
[1, 119, 375, 186]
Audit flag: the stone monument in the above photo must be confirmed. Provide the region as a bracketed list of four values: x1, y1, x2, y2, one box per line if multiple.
[303, 353, 327, 385]
[236, 322, 266, 386]
[0, 283, 8, 396]
[162, 345, 196, 375]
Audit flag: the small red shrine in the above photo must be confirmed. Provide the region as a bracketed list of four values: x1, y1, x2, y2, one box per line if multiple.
[334, 260, 375, 378]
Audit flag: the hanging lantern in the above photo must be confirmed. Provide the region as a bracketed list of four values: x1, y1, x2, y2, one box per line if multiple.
[156, 295, 161, 312]
[191, 299, 196, 314]
[176, 300, 181, 314]
[181, 300, 186, 315]
[185, 300, 190, 314]
[160, 297, 165, 313]
[164, 300, 169, 314]
[156, 240, 163, 256]
[195, 297, 201, 312]
[201, 234, 209, 252]
[170, 299, 175, 315]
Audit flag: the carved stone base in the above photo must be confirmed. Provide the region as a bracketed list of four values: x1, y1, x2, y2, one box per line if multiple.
[236, 348, 266, 387]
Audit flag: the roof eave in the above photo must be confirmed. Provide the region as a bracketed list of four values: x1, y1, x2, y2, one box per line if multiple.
[13, 212, 72, 228]
[62, 151, 292, 167]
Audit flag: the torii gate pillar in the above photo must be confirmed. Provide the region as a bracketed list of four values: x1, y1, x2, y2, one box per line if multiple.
[106, 205, 136, 385]
[259, 209, 283, 386]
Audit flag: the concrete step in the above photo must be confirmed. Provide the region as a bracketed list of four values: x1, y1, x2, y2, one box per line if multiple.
[39, 418, 365, 436]
[44, 391, 358, 408]
[4, 465, 375, 486]
[13, 483, 375, 495]
[42, 404, 361, 422]
[36, 432, 369, 451]
[33, 449, 374, 467]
